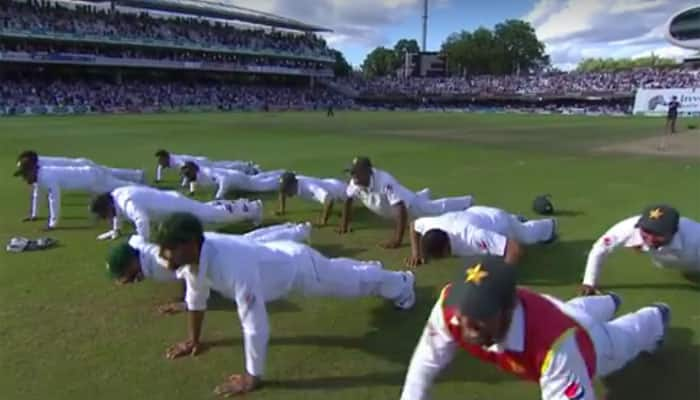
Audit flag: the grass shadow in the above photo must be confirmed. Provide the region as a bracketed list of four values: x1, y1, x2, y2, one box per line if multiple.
[553, 209, 585, 217]
[518, 239, 594, 286]
[602, 327, 699, 399]
[201, 286, 515, 389]
[312, 243, 368, 259]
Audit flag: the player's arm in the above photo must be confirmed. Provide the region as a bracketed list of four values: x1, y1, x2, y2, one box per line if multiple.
[276, 190, 287, 216]
[126, 204, 151, 240]
[155, 164, 163, 182]
[407, 221, 425, 266]
[581, 218, 637, 293]
[539, 335, 596, 400]
[320, 199, 334, 226]
[400, 298, 458, 400]
[504, 239, 524, 265]
[338, 197, 353, 234]
[46, 185, 61, 229]
[24, 183, 39, 221]
[166, 274, 210, 359]
[381, 201, 408, 249]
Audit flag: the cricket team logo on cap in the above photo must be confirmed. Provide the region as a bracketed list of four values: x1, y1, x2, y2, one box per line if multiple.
[465, 263, 488, 285]
[649, 208, 664, 220]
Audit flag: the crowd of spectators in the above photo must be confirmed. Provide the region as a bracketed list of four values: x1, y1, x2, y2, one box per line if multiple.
[341, 68, 699, 96]
[0, 0, 332, 58]
[0, 76, 352, 113]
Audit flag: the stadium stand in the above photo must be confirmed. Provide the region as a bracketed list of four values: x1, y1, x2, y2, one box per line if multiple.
[0, 0, 344, 115]
[0, 0, 697, 117]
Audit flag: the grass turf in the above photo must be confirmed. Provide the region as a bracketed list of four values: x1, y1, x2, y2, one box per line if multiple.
[0, 112, 698, 400]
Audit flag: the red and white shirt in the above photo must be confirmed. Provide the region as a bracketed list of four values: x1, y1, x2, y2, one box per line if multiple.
[400, 286, 598, 400]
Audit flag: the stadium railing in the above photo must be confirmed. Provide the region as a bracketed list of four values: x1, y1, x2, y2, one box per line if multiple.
[0, 50, 334, 77]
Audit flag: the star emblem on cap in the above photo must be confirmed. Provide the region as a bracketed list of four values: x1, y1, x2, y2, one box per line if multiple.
[465, 263, 488, 285]
[649, 208, 664, 220]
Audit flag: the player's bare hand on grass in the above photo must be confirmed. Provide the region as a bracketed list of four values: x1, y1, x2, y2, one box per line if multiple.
[579, 284, 601, 296]
[165, 339, 200, 359]
[157, 301, 186, 315]
[213, 373, 260, 397]
[405, 254, 424, 268]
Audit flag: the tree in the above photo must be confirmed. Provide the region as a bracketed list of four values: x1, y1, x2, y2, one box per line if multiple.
[393, 38, 421, 68]
[494, 19, 548, 75]
[576, 56, 679, 72]
[361, 47, 397, 77]
[440, 19, 549, 76]
[331, 49, 352, 77]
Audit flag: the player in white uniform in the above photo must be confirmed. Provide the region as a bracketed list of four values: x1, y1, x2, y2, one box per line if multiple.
[89, 185, 264, 240]
[155, 150, 259, 184]
[105, 223, 312, 313]
[407, 206, 557, 267]
[137, 213, 415, 396]
[14, 160, 136, 229]
[277, 171, 348, 226]
[581, 204, 700, 295]
[339, 157, 474, 249]
[17, 150, 145, 183]
[400, 257, 670, 400]
[180, 161, 283, 198]
[106, 222, 314, 284]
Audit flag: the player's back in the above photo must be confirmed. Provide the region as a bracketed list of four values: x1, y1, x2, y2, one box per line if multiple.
[40, 156, 94, 167]
[199, 233, 298, 301]
[113, 185, 192, 215]
[298, 175, 347, 202]
[38, 165, 100, 190]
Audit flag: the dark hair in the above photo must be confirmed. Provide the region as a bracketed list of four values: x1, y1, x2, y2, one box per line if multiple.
[90, 193, 115, 218]
[17, 150, 38, 163]
[279, 171, 297, 192]
[155, 149, 169, 158]
[421, 229, 450, 259]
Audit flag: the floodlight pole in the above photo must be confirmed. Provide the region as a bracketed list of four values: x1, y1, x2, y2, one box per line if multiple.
[421, 0, 428, 52]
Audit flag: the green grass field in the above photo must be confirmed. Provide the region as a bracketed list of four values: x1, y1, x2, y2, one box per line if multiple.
[0, 112, 699, 400]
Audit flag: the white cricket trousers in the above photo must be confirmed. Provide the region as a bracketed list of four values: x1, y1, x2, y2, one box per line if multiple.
[292, 246, 408, 301]
[410, 194, 474, 218]
[243, 222, 311, 243]
[506, 215, 554, 244]
[564, 295, 664, 378]
[106, 168, 143, 183]
[241, 170, 285, 192]
[191, 199, 263, 225]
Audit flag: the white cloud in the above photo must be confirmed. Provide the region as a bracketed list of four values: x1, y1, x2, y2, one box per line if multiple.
[525, 0, 697, 68]
[226, 0, 440, 49]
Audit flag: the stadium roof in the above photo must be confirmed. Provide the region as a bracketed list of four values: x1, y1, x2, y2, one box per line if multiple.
[79, 0, 332, 32]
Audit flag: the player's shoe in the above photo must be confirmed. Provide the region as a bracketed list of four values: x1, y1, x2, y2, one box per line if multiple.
[394, 271, 416, 310]
[650, 302, 671, 353]
[300, 222, 312, 243]
[542, 218, 558, 244]
[608, 291, 622, 314]
[416, 188, 432, 200]
[252, 200, 264, 226]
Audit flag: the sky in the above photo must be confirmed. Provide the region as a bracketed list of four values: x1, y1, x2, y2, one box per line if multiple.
[229, 0, 698, 69]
